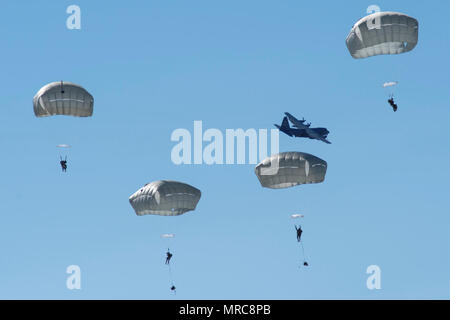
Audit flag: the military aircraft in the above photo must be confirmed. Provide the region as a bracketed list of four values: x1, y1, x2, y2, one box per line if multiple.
[274, 113, 331, 144]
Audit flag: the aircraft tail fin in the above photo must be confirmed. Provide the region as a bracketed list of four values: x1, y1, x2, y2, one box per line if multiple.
[281, 116, 290, 130]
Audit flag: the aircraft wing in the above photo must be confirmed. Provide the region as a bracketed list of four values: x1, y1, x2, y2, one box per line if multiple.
[319, 136, 332, 144]
[284, 112, 307, 129]
[312, 132, 332, 144]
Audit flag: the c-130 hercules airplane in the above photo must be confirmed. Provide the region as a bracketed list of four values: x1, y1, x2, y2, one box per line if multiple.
[274, 112, 331, 144]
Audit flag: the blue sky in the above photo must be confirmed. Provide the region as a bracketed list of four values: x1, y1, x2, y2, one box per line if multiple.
[0, 0, 449, 299]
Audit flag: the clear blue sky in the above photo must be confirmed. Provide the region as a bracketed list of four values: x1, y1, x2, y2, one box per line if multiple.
[0, 0, 449, 299]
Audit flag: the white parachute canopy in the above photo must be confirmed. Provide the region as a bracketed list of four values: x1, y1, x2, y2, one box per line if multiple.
[291, 214, 304, 219]
[56, 144, 71, 148]
[346, 12, 418, 59]
[33, 81, 94, 117]
[161, 233, 175, 239]
[255, 152, 327, 189]
[129, 180, 201, 216]
[383, 81, 398, 88]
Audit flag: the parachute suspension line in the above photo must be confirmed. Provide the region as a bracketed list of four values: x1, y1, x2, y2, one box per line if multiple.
[300, 241, 306, 261]
[299, 241, 308, 267]
[168, 263, 174, 285]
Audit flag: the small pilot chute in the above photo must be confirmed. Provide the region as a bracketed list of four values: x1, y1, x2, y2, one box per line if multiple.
[383, 81, 398, 88]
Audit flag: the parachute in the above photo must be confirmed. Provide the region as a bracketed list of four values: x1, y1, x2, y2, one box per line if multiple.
[383, 81, 398, 88]
[161, 233, 175, 239]
[33, 82, 93, 172]
[129, 181, 201, 293]
[346, 12, 418, 59]
[254, 152, 327, 189]
[129, 180, 201, 216]
[291, 214, 304, 219]
[33, 81, 94, 117]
